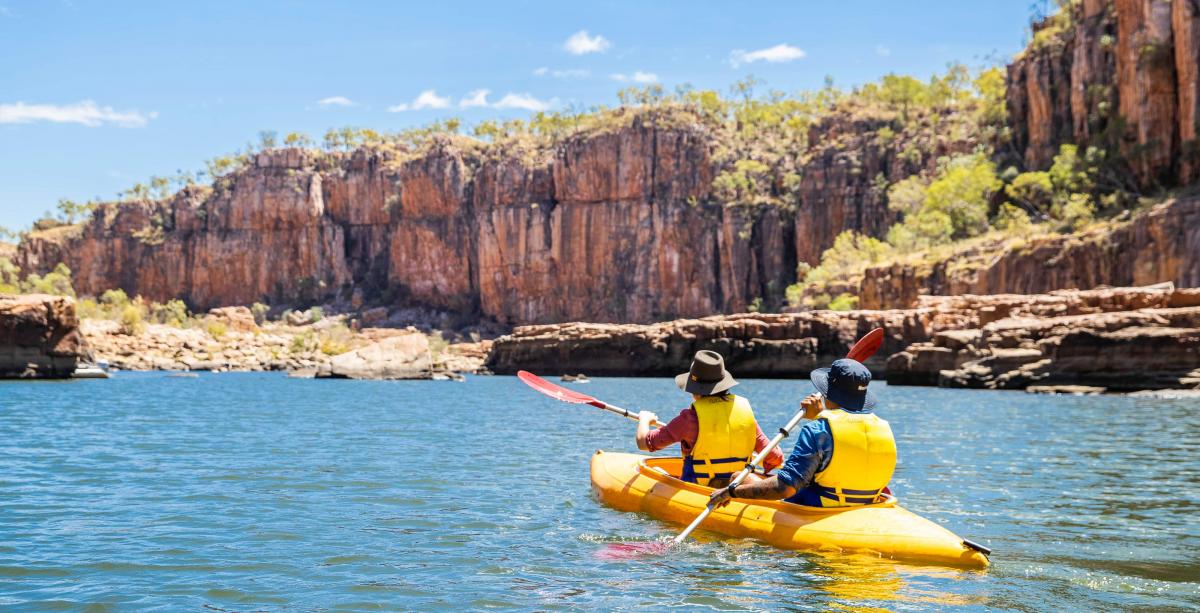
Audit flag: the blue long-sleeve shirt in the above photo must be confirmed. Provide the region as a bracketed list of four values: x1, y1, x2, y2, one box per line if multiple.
[774, 410, 874, 506]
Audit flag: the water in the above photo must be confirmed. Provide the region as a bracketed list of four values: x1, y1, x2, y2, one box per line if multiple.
[1, 373, 1197, 611]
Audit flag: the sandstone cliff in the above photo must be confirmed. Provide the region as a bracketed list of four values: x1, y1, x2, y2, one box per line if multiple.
[0, 294, 83, 378]
[14, 0, 1200, 324]
[17, 109, 969, 325]
[1008, 0, 1200, 186]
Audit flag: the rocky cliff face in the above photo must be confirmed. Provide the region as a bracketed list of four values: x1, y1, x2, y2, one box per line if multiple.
[14, 1, 1200, 325]
[858, 195, 1200, 309]
[1008, 0, 1200, 185]
[0, 294, 83, 378]
[18, 112, 963, 325]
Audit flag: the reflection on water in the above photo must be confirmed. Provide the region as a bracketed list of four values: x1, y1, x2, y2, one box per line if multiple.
[0, 373, 1197, 610]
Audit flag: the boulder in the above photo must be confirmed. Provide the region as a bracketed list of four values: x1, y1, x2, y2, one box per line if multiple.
[0, 294, 83, 378]
[206, 306, 258, 332]
[320, 333, 431, 380]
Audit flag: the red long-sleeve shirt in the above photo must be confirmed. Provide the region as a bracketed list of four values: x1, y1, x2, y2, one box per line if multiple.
[644, 406, 784, 472]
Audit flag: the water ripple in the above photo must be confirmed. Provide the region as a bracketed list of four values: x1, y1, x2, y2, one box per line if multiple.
[0, 373, 1196, 609]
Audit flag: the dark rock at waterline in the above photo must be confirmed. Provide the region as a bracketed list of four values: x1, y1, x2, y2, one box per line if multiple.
[489, 285, 1200, 392]
[0, 293, 84, 378]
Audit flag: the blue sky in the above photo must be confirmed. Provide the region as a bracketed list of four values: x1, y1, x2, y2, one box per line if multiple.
[0, 1, 1034, 231]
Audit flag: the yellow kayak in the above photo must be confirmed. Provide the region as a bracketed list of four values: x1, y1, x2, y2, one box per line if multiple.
[590, 451, 990, 569]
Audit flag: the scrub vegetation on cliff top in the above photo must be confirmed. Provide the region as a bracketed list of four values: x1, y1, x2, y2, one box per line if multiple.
[22, 64, 999, 238]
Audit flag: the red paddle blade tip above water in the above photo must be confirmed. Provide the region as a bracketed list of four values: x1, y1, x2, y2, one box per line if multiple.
[846, 328, 885, 362]
[517, 370, 602, 406]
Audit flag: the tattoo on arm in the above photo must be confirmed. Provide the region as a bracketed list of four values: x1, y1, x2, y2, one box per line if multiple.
[735, 477, 796, 500]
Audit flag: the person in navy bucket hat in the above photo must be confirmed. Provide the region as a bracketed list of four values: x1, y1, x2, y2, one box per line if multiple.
[809, 358, 876, 411]
[708, 357, 897, 510]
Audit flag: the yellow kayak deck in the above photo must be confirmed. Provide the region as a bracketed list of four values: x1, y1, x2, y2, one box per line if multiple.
[590, 450, 989, 569]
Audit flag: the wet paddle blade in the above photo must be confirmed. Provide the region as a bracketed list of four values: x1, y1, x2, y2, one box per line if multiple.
[517, 370, 601, 406]
[595, 541, 672, 560]
[846, 328, 885, 362]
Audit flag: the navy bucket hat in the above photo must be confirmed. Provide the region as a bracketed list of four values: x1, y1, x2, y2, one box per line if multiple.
[810, 358, 876, 411]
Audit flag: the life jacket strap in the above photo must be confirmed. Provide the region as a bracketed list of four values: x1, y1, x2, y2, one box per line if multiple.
[812, 483, 883, 505]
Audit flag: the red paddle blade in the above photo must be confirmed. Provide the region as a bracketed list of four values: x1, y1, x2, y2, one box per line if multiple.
[517, 370, 601, 405]
[846, 328, 884, 362]
[595, 541, 672, 560]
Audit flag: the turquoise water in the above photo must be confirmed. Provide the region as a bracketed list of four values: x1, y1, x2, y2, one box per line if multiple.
[1, 373, 1197, 611]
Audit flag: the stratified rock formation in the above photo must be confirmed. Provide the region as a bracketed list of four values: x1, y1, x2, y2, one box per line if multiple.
[17, 105, 978, 325]
[858, 196, 1200, 309]
[0, 294, 83, 378]
[489, 285, 1200, 392]
[887, 285, 1200, 391]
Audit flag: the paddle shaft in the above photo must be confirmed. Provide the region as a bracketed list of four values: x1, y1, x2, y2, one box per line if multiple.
[589, 399, 667, 428]
[672, 406, 811, 544]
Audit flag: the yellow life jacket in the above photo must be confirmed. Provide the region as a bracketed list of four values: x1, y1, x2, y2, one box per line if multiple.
[811, 408, 897, 507]
[682, 394, 757, 486]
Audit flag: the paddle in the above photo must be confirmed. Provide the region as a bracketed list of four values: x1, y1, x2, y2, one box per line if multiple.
[668, 327, 885, 546]
[517, 370, 667, 428]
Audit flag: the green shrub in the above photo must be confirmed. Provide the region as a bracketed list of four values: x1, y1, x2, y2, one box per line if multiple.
[0, 258, 19, 294]
[250, 302, 270, 325]
[206, 321, 227, 340]
[1054, 193, 1096, 230]
[289, 332, 312, 354]
[119, 304, 145, 335]
[318, 324, 354, 356]
[21, 263, 75, 297]
[921, 154, 999, 239]
[828, 293, 859, 311]
[99, 288, 130, 309]
[151, 299, 189, 327]
[309, 306, 324, 323]
[994, 204, 1033, 235]
[1006, 171, 1054, 214]
[76, 298, 102, 319]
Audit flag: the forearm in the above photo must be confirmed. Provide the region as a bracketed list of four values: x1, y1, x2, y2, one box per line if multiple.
[636, 420, 652, 451]
[733, 476, 796, 501]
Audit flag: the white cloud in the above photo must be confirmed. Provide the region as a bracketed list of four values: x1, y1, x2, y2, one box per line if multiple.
[317, 96, 355, 107]
[729, 43, 806, 67]
[387, 89, 451, 112]
[493, 93, 553, 112]
[564, 30, 610, 55]
[533, 67, 589, 79]
[875, 44, 891, 57]
[0, 100, 155, 127]
[459, 89, 490, 108]
[611, 71, 659, 84]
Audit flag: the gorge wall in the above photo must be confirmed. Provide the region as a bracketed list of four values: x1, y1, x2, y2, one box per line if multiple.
[16, 111, 968, 324]
[1007, 0, 1200, 186]
[15, 0, 1200, 322]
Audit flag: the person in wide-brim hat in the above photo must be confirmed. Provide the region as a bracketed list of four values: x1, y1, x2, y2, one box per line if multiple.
[674, 349, 738, 396]
[634, 350, 783, 487]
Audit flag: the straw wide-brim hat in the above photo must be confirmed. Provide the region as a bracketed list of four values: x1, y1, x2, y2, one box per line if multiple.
[675, 350, 738, 396]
